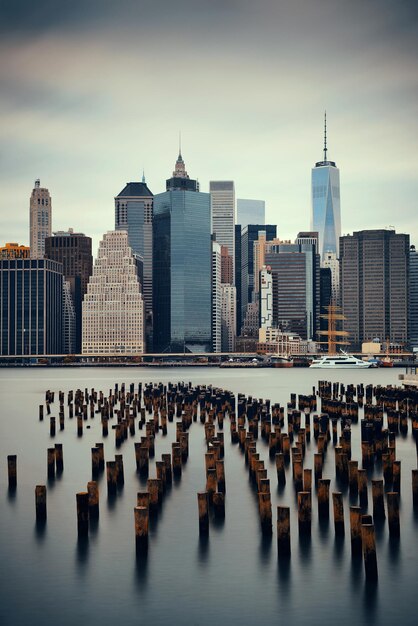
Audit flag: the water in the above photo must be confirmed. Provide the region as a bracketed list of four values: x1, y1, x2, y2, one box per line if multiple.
[1, 367, 417, 626]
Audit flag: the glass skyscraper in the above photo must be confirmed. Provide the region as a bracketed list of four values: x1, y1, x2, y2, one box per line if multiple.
[153, 154, 211, 353]
[311, 114, 341, 260]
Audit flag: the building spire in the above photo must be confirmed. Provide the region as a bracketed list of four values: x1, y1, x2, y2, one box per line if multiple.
[323, 110, 328, 161]
[179, 130, 182, 158]
[142, 169, 146, 184]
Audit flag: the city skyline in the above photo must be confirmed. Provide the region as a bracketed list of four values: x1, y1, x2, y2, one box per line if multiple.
[1, 1, 417, 253]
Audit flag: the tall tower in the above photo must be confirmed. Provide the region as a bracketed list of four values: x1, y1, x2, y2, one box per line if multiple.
[82, 231, 145, 355]
[153, 152, 211, 352]
[210, 181, 235, 283]
[311, 113, 341, 260]
[30, 179, 52, 258]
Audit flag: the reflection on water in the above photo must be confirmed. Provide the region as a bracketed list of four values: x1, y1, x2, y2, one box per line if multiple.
[197, 534, 210, 566]
[34, 519, 47, 543]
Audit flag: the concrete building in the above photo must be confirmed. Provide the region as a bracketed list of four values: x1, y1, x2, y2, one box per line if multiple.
[210, 181, 235, 282]
[63, 280, 76, 354]
[260, 268, 273, 328]
[409, 245, 418, 350]
[153, 153, 211, 353]
[212, 242, 222, 352]
[311, 114, 341, 259]
[0, 243, 30, 259]
[221, 245, 234, 285]
[0, 258, 63, 355]
[319, 267, 332, 332]
[241, 224, 277, 329]
[235, 224, 242, 334]
[115, 177, 153, 319]
[340, 229, 409, 348]
[322, 251, 340, 304]
[30, 179, 51, 258]
[221, 283, 236, 352]
[82, 231, 145, 355]
[264, 239, 320, 340]
[237, 199, 265, 229]
[45, 229, 93, 354]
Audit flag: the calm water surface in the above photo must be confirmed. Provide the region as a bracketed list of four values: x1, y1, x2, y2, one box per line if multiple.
[0, 367, 417, 626]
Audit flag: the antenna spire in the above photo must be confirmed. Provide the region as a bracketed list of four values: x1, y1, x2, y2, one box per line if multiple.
[142, 168, 146, 184]
[323, 110, 328, 161]
[179, 131, 182, 157]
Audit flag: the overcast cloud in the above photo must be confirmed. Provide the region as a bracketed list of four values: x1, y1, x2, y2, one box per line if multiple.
[1, 0, 417, 253]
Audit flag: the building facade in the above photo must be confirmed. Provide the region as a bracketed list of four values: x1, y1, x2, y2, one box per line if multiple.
[409, 245, 418, 350]
[63, 280, 76, 354]
[340, 229, 409, 348]
[45, 229, 93, 354]
[221, 283, 236, 352]
[210, 181, 235, 282]
[212, 242, 222, 352]
[30, 179, 52, 259]
[237, 199, 265, 229]
[322, 251, 340, 304]
[311, 115, 341, 259]
[0, 258, 63, 355]
[115, 178, 153, 318]
[235, 224, 242, 335]
[82, 231, 145, 354]
[0, 243, 30, 259]
[153, 154, 211, 353]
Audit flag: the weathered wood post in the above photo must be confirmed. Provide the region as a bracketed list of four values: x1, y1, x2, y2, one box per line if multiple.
[87, 481, 99, 519]
[76, 492, 89, 537]
[47, 448, 55, 479]
[413, 469, 418, 508]
[277, 506, 291, 558]
[216, 460, 226, 493]
[55, 443, 63, 473]
[7, 454, 17, 488]
[213, 492, 225, 519]
[197, 492, 209, 535]
[106, 461, 117, 495]
[386, 492, 400, 537]
[276, 453, 286, 486]
[372, 479, 385, 519]
[298, 491, 311, 535]
[258, 492, 273, 535]
[317, 479, 330, 519]
[358, 469, 368, 508]
[35, 485, 47, 520]
[361, 523, 378, 580]
[349, 506, 362, 555]
[134, 506, 149, 555]
[332, 492, 345, 535]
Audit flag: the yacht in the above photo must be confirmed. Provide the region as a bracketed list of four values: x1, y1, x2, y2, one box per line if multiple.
[310, 351, 373, 369]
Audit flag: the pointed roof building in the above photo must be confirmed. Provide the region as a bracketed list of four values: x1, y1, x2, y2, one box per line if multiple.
[166, 152, 199, 192]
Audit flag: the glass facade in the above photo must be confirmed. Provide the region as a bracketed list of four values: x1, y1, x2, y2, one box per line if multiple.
[153, 190, 211, 352]
[241, 225, 277, 324]
[0, 259, 63, 355]
[311, 163, 341, 259]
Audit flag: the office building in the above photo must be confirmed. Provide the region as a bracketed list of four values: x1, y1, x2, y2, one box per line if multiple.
[0, 258, 63, 355]
[237, 199, 265, 229]
[210, 181, 235, 282]
[115, 177, 153, 316]
[264, 239, 320, 340]
[235, 224, 242, 334]
[241, 224, 277, 328]
[409, 245, 418, 350]
[45, 229, 93, 353]
[63, 280, 76, 354]
[322, 251, 340, 304]
[212, 242, 222, 352]
[30, 179, 52, 258]
[82, 231, 145, 354]
[260, 268, 273, 328]
[221, 245, 234, 285]
[0, 243, 30, 259]
[319, 267, 332, 332]
[340, 229, 409, 348]
[221, 284, 236, 352]
[153, 153, 211, 352]
[311, 114, 341, 259]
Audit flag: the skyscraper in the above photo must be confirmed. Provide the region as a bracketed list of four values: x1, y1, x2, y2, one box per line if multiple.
[409, 245, 418, 350]
[0, 258, 63, 355]
[153, 153, 211, 353]
[340, 229, 409, 348]
[30, 179, 52, 258]
[235, 224, 242, 334]
[311, 114, 341, 260]
[210, 181, 235, 282]
[212, 241, 222, 352]
[82, 231, 145, 354]
[221, 284, 236, 352]
[45, 230, 93, 353]
[237, 199, 265, 229]
[115, 177, 153, 316]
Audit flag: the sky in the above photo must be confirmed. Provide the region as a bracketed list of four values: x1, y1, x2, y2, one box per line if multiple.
[1, 0, 417, 254]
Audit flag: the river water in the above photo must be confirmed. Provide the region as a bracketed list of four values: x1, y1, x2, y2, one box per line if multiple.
[0, 366, 417, 626]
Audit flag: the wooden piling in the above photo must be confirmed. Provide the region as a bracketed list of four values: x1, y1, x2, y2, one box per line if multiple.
[47, 448, 55, 479]
[413, 469, 418, 508]
[349, 506, 362, 555]
[276, 453, 286, 486]
[216, 460, 226, 493]
[50, 417, 56, 437]
[197, 492, 209, 534]
[76, 492, 89, 537]
[55, 443, 63, 473]
[348, 460, 358, 495]
[277, 506, 291, 557]
[361, 523, 378, 580]
[297, 491, 311, 535]
[115, 454, 124, 485]
[134, 506, 149, 554]
[213, 492, 225, 518]
[7, 454, 17, 488]
[106, 461, 117, 495]
[317, 479, 330, 519]
[386, 492, 400, 537]
[332, 492, 345, 535]
[147, 479, 160, 511]
[358, 469, 368, 508]
[258, 492, 272, 535]
[162, 453, 173, 485]
[87, 481, 99, 518]
[372, 479, 385, 520]
[35, 485, 47, 520]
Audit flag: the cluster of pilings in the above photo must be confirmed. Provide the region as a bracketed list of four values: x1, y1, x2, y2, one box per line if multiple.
[4, 376, 418, 580]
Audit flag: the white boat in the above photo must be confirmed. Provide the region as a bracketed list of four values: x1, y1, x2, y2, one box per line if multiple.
[310, 351, 373, 369]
